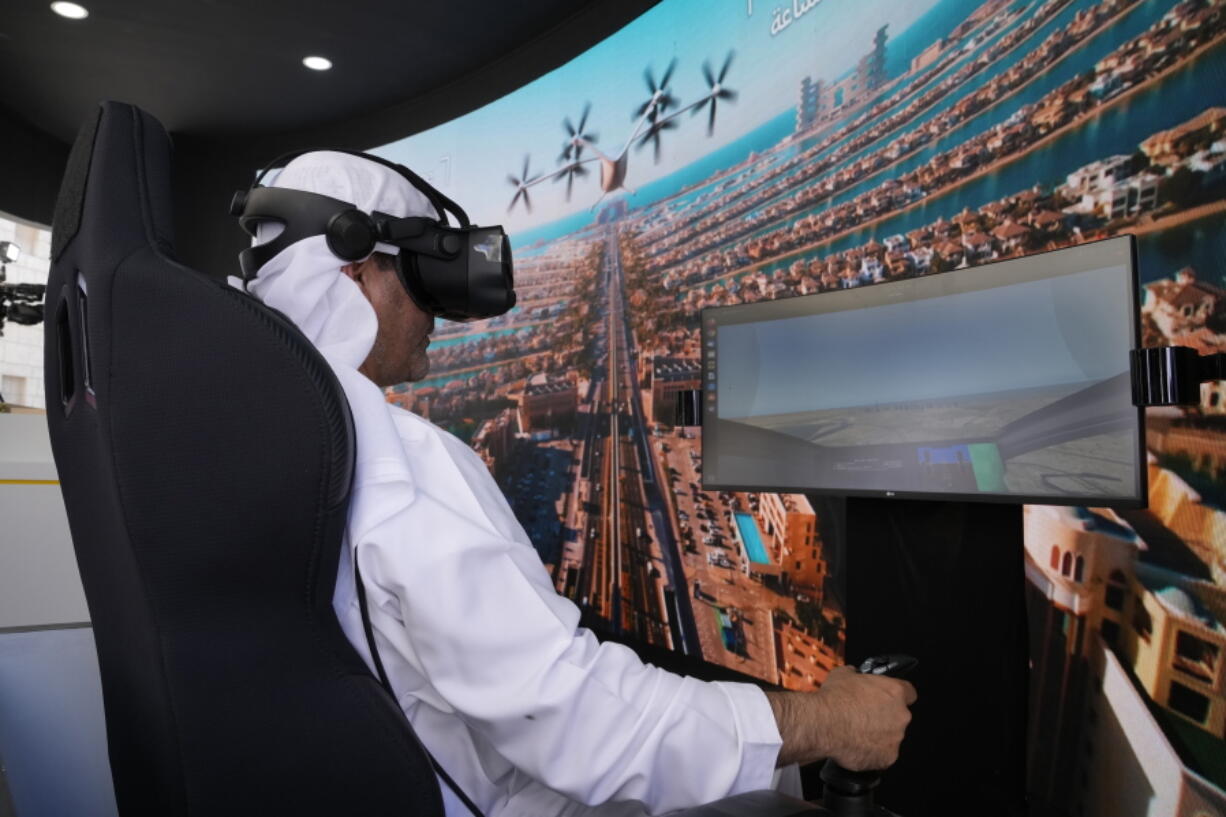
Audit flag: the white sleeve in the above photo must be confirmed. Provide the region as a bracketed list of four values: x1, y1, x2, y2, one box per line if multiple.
[360, 491, 782, 814]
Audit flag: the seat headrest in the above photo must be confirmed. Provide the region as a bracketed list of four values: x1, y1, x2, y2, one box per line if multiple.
[52, 101, 177, 264]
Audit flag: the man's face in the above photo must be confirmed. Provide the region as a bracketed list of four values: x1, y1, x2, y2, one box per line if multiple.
[344, 255, 434, 388]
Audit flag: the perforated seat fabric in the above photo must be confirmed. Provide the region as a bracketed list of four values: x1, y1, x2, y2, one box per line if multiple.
[43, 101, 444, 817]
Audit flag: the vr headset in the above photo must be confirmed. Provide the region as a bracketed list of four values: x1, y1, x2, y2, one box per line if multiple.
[230, 149, 516, 322]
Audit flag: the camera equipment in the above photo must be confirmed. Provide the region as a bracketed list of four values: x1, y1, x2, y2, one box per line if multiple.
[230, 149, 516, 323]
[0, 238, 46, 336]
[0, 283, 47, 335]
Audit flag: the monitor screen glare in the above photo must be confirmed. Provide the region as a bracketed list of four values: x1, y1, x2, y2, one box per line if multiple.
[703, 237, 1144, 506]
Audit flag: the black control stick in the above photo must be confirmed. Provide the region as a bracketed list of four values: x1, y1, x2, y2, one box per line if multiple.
[819, 655, 918, 817]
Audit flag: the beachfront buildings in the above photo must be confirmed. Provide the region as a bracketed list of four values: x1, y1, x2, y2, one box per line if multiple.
[731, 492, 825, 595]
[1141, 107, 1226, 167]
[473, 407, 517, 477]
[518, 373, 578, 435]
[1143, 268, 1226, 340]
[774, 618, 839, 691]
[648, 355, 701, 424]
[1024, 494, 1226, 815]
[759, 492, 825, 593]
[795, 26, 890, 133]
[1066, 155, 1141, 195]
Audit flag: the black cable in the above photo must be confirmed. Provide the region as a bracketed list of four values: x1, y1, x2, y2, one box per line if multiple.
[353, 553, 487, 817]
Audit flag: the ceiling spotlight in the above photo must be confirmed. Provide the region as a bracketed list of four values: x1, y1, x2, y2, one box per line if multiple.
[302, 56, 332, 71]
[0, 241, 20, 265]
[50, 2, 89, 19]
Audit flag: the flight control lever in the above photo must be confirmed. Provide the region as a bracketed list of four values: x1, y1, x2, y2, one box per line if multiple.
[818, 654, 918, 817]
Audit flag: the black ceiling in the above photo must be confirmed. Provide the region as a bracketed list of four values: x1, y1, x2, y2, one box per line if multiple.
[1, 0, 654, 144]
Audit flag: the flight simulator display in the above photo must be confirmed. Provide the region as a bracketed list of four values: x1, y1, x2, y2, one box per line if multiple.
[703, 237, 1145, 506]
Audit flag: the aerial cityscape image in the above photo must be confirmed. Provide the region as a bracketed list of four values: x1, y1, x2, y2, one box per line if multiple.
[367, 0, 1226, 813]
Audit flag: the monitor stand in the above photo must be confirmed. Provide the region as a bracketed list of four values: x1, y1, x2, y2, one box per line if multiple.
[841, 497, 1029, 817]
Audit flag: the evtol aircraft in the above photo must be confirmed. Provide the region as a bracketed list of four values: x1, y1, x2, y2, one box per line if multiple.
[507, 52, 738, 211]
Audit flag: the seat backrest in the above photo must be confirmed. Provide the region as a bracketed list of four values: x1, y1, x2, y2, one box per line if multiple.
[43, 101, 443, 817]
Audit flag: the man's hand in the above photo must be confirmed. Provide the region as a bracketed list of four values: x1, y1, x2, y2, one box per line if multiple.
[765, 665, 917, 770]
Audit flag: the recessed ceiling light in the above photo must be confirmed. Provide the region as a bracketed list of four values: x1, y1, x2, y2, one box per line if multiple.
[50, 2, 89, 19]
[302, 56, 332, 71]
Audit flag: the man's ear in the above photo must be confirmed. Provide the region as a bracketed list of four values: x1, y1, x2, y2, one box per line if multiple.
[341, 260, 368, 293]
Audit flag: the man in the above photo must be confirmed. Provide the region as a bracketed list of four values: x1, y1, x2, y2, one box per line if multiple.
[240, 151, 915, 817]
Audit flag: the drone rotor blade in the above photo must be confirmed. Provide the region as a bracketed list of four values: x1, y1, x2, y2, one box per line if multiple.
[508, 174, 522, 188]
[563, 116, 577, 137]
[702, 59, 715, 88]
[521, 155, 531, 181]
[566, 171, 575, 201]
[718, 88, 738, 102]
[718, 51, 735, 84]
[708, 99, 717, 135]
[660, 58, 677, 90]
[643, 66, 658, 94]
[577, 102, 591, 134]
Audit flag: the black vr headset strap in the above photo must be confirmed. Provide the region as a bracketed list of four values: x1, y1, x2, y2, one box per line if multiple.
[251, 147, 471, 229]
[233, 186, 376, 282]
[352, 551, 486, 817]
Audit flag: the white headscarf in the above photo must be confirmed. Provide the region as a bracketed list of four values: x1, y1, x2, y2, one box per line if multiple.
[231, 150, 439, 551]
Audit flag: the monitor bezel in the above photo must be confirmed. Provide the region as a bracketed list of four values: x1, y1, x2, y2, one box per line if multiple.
[699, 235, 1147, 509]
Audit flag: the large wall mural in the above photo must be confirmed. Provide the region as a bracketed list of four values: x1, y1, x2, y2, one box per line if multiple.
[371, 0, 1226, 812]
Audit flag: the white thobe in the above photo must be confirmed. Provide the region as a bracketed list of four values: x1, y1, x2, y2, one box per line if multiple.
[331, 393, 786, 817]
[233, 220, 789, 817]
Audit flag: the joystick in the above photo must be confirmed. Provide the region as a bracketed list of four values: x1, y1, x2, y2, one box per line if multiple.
[818, 654, 918, 817]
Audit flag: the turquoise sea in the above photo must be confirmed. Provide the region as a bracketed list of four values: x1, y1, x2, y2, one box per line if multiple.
[429, 325, 535, 349]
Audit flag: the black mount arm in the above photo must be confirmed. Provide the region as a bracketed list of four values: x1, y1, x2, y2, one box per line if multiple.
[1130, 347, 1226, 407]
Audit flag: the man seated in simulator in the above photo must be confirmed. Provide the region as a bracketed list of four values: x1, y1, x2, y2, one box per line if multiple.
[232, 151, 916, 817]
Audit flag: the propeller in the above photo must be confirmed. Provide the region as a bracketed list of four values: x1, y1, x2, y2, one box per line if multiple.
[555, 103, 598, 201]
[633, 59, 678, 122]
[554, 161, 590, 201]
[637, 117, 678, 164]
[507, 154, 540, 213]
[693, 51, 737, 136]
[558, 102, 598, 163]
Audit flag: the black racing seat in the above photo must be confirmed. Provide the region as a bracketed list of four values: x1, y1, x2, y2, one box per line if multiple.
[43, 101, 819, 817]
[45, 100, 442, 816]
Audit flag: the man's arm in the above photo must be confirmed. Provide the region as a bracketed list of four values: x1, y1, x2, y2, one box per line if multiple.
[765, 666, 917, 770]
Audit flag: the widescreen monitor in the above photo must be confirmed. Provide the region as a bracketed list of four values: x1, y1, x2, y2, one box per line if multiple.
[703, 236, 1145, 507]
